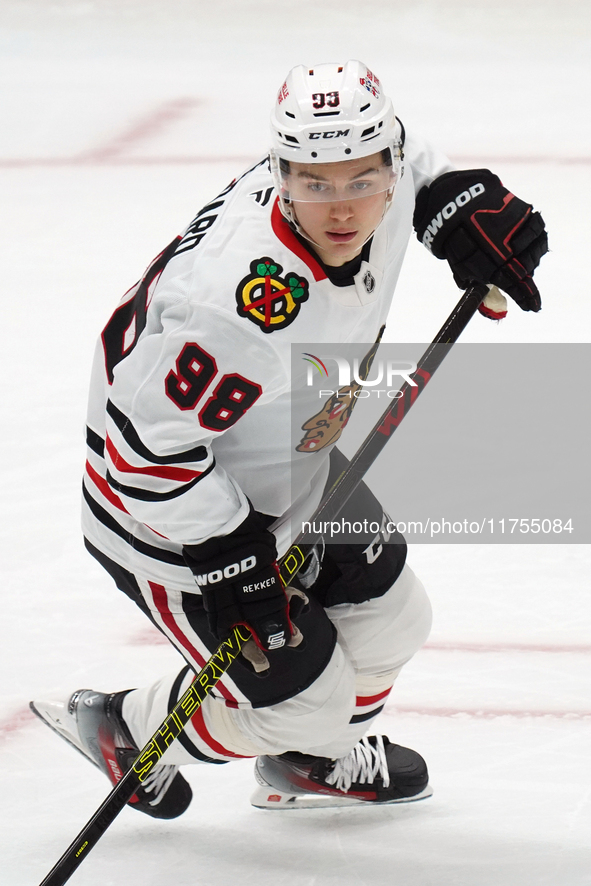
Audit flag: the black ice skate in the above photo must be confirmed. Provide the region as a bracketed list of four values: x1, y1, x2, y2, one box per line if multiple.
[30, 689, 192, 819]
[251, 735, 432, 809]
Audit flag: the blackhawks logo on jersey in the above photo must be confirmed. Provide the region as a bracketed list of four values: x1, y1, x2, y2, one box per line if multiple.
[236, 258, 309, 333]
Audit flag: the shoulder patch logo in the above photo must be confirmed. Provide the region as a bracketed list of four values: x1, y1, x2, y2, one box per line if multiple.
[236, 258, 309, 333]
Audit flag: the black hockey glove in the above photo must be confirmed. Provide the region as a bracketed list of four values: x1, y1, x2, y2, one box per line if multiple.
[413, 169, 548, 312]
[183, 508, 304, 672]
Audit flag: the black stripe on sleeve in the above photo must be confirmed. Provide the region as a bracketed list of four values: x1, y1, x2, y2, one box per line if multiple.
[105, 459, 215, 502]
[348, 705, 385, 725]
[82, 482, 187, 566]
[86, 426, 106, 458]
[106, 400, 208, 465]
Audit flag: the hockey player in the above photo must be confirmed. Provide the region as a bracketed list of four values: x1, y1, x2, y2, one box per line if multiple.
[32, 60, 547, 815]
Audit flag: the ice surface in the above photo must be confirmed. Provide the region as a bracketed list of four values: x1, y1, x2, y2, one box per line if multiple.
[1, 2, 590, 884]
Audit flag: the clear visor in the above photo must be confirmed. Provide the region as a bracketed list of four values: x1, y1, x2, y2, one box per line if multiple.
[273, 148, 400, 204]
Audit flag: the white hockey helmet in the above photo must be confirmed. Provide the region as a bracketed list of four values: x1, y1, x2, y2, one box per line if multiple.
[270, 60, 403, 229]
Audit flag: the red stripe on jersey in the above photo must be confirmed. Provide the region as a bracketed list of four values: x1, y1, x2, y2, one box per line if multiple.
[355, 687, 392, 707]
[85, 461, 129, 513]
[106, 435, 204, 482]
[271, 199, 327, 282]
[189, 705, 254, 759]
[147, 582, 238, 706]
[143, 522, 170, 540]
[86, 461, 169, 539]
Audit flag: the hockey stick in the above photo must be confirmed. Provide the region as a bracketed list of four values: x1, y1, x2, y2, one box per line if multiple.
[37, 281, 487, 886]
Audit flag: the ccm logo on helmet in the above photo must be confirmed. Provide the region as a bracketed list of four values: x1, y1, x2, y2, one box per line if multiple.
[422, 183, 485, 250]
[309, 129, 351, 140]
[195, 556, 256, 587]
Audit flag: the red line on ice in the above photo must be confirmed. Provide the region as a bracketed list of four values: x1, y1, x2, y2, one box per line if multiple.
[76, 97, 202, 162]
[0, 705, 36, 743]
[1, 154, 590, 169]
[423, 640, 591, 654]
[388, 704, 591, 720]
[129, 628, 591, 655]
[0, 155, 259, 167]
[130, 626, 171, 645]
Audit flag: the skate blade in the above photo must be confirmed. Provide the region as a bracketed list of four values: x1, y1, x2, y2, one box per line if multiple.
[29, 697, 99, 771]
[250, 783, 433, 810]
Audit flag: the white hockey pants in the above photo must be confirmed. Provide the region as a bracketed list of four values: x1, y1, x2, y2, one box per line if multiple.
[121, 564, 432, 763]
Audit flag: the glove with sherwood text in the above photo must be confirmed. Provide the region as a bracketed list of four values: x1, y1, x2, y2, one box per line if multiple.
[413, 169, 548, 313]
[183, 508, 305, 674]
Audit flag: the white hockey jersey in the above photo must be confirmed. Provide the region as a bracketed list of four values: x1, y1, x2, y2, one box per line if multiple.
[82, 132, 452, 591]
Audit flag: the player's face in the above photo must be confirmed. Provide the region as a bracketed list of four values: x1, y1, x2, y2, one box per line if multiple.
[287, 153, 392, 266]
